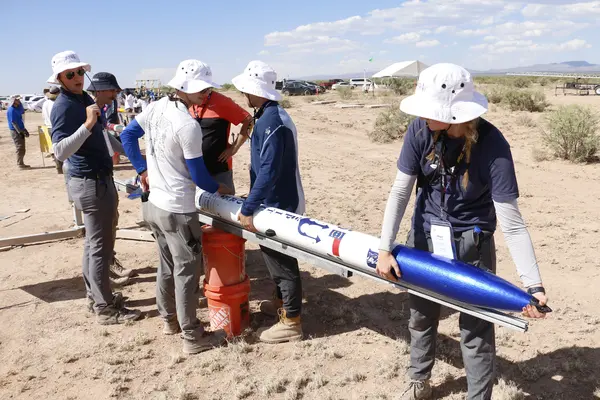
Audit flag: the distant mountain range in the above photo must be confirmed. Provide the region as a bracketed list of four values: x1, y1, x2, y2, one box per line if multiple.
[471, 61, 600, 75]
[297, 61, 600, 80]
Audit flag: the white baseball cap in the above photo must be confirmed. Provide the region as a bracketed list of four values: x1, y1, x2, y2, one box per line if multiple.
[232, 60, 282, 101]
[47, 50, 91, 84]
[167, 60, 221, 94]
[400, 63, 488, 124]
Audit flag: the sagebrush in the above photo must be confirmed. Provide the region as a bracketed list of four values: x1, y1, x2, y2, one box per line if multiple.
[504, 90, 549, 112]
[542, 105, 599, 162]
[368, 103, 415, 143]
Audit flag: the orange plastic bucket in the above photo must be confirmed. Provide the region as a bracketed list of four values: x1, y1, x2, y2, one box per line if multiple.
[204, 276, 250, 337]
[201, 225, 246, 287]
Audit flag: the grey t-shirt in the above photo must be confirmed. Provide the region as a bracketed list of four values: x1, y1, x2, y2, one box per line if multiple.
[397, 117, 519, 233]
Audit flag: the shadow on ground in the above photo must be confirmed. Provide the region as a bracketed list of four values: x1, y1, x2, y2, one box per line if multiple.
[19, 276, 84, 303]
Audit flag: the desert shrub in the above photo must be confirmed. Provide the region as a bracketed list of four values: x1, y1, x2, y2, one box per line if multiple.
[337, 86, 353, 100]
[279, 98, 292, 109]
[515, 114, 536, 128]
[368, 103, 416, 143]
[511, 77, 532, 88]
[504, 90, 549, 112]
[386, 78, 414, 95]
[539, 78, 548, 87]
[220, 83, 235, 91]
[484, 86, 508, 104]
[542, 104, 599, 162]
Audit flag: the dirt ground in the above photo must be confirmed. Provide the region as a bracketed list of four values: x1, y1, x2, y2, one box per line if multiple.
[0, 87, 599, 400]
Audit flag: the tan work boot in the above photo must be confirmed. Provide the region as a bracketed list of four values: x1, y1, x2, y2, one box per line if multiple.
[183, 330, 228, 354]
[110, 257, 134, 278]
[257, 309, 303, 343]
[259, 298, 283, 317]
[163, 320, 181, 335]
[397, 380, 432, 400]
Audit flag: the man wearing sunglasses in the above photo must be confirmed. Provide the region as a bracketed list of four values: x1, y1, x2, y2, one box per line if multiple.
[187, 61, 252, 195]
[49, 50, 141, 325]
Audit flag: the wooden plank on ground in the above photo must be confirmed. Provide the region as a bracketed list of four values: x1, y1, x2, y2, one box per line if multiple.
[0, 227, 84, 248]
[116, 229, 154, 242]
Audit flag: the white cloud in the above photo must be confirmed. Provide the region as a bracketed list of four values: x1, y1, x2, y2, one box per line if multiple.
[470, 38, 592, 54]
[385, 32, 421, 44]
[522, 1, 600, 18]
[258, 50, 269, 56]
[456, 28, 491, 36]
[416, 39, 441, 48]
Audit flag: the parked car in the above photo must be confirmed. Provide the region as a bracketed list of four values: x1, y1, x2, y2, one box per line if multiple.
[281, 81, 318, 96]
[320, 79, 345, 89]
[331, 81, 354, 90]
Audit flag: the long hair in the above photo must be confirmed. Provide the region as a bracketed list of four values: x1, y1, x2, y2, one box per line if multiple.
[424, 119, 480, 190]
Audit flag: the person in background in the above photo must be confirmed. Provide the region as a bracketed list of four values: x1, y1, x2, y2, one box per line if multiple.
[86, 72, 135, 287]
[187, 61, 252, 195]
[375, 63, 548, 400]
[42, 86, 63, 173]
[120, 59, 233, 355]
[232, 60, 306, 344]
[49, 50, 141, 324]
[31, 89, 48, 112]
[7, 95, 30, 169]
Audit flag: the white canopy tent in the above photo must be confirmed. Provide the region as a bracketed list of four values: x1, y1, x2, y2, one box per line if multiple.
[372, 60, 429, 78]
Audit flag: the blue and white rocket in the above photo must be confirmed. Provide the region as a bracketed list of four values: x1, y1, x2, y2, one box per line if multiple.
[196, 190, 551, 316]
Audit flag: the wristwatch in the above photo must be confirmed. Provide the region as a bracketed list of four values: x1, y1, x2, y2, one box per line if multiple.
[527, 286, 545, 295]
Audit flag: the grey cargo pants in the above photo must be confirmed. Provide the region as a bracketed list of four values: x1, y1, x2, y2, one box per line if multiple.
[10, 130, 26, 166]
[405, 228, 497, 400]
[143, 201, 204, 341]
[68, 175, 118, 312]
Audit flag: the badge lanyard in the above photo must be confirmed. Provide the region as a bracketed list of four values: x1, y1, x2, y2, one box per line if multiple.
[430, 136, 466, 260]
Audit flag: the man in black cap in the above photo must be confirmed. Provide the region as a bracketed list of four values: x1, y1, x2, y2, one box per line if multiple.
[86, 72, 135, 287]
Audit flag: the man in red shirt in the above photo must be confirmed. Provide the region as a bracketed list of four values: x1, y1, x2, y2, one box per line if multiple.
[188, 62, 252, 194]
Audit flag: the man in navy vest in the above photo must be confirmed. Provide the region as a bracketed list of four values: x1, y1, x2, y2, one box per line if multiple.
[49, 50, 141, 324]
[232, 60, 306, 344]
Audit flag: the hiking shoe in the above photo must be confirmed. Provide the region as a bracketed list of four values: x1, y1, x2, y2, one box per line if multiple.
[110, 257, 134, 278]
[259, 298, 283, 317]
[397, 380, 432, 400]
[183, 330, 228, 355]
[163, 320, 181, 335]
[97, 307, 142, 325]
[109, 274, 131, 287]
[257, 309, 303, 344]
[96, 293, 141, 325]
[18, 164, 31, 169]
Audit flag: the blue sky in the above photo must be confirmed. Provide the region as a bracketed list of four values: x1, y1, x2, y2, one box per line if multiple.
[2, 0, 597, 94]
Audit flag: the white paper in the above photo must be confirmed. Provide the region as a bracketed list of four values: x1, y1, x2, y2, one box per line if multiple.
[430, 223, 455, 259]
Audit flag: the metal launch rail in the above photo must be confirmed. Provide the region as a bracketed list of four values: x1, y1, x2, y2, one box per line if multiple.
[196, 210, 529, 333]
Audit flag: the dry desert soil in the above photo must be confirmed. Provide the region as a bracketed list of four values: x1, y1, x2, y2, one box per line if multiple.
[0, 87, 599, 400]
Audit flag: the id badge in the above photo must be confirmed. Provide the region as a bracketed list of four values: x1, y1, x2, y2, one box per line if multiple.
[430, 217, 457, 260]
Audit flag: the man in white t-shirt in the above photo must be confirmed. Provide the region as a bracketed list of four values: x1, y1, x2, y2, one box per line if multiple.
[120, 59, 233, 355]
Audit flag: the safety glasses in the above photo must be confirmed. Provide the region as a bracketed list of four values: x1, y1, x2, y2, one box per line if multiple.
[65, 68, 86, 80]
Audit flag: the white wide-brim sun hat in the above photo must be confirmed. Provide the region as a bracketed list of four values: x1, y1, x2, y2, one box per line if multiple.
[232, 60, 282, 101]
[167, 59, 221, 94]
[47, 50, 91, 84]
[400, 63, 488, 124]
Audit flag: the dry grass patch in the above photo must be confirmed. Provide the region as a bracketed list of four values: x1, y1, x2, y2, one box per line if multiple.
[515, 114, 536, 128]
[492, 378, 526, 400]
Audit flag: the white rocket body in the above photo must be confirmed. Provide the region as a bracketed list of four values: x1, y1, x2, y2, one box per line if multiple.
[195, 190, 382, 271]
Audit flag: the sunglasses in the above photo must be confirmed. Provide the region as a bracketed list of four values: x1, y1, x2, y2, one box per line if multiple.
[65, 68, 86, 80]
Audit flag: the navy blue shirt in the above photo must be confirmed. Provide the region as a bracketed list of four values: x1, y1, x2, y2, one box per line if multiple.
[398, 118, 519, 234]
[241, 101, 305, 216]
[50, 89, 113, 178]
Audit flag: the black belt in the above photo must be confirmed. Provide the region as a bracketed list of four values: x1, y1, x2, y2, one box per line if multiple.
[70, 171, 113, 180]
